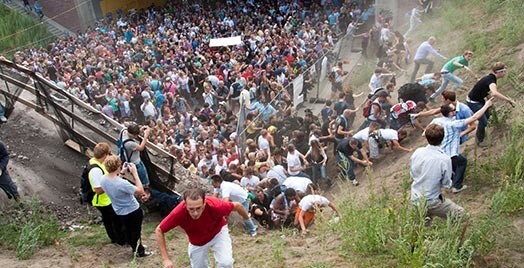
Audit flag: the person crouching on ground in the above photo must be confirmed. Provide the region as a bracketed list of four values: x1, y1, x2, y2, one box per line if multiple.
[410, 124, 465, 226]
[294, 194, 339, 235]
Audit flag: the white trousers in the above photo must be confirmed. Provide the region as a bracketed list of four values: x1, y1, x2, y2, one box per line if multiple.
[188, 225, 233, 268]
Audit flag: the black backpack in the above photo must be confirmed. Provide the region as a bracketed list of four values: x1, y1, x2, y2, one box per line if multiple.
[80, 162, 101, 205]
[328, 70, 337, 82]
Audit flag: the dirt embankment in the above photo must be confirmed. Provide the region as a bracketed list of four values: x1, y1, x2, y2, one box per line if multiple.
[0, 103, 88, 222]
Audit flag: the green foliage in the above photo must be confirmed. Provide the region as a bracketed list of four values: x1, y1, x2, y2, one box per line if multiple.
[0, 5, 53, 57]
[464, 33, 494, 56]
[474, 0, 506, 14]
[500, 0, 524, 45]
[271, 236, 286, 267]
[491, 170, 524, 214]
[337, 183, 484, 267]
[488, 106, 510, 127]
[340, 194, 390, 254]
[472, 0, 524, 46]
[305, 263, 331, 268]
[0, 197, 62, 259]
[67, 225, 107, 247]
[488, 119, 524, 214]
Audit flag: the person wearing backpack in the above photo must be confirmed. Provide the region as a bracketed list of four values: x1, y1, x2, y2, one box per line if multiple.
[358, 90, 388, 131]
[121, 124, 151, 187]
[88, 142, 125, 246]
[334, 109, 354, 154]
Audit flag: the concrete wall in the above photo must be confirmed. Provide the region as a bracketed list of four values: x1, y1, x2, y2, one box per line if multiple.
[99, 0, 167, 19]
[39, 0, 167, 34]
[74, 0, 100, 32]
[40, 0, 82, 33]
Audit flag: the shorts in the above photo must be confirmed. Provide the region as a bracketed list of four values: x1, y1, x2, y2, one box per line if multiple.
[295, 208, 315, 227]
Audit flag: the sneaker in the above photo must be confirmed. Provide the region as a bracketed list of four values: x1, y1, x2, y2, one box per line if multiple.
[137, 250, 153, 258]
[452, 185, 468, 193]
[351, 179, 359, 186]
[0, 116, 6, 122]
[250, 231, 257, 237]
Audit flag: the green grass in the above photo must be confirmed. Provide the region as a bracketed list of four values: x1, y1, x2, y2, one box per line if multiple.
[0, 197, 63, 260]
[331, 112, 524, 266]
[67, 225, 108, 247]
[0, 5, 53, 57]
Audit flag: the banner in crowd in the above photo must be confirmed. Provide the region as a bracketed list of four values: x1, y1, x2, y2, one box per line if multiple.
[293, 74, 304, 108]
[320, 56, 329, 81]
[209, 36, 243, 47]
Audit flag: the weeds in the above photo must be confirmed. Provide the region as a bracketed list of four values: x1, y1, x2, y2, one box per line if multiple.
[0, 197, 62, 259]
[0, 6, 52, 57]
[271, 236, 286, 264]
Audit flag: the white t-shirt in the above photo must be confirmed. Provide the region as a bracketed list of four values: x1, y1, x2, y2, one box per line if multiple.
[286, 151, 302, 176]
[214, 181, 248, 203]
[379, 129, 399, 140]
[299, 194, 330, 211]
[258, 136, 270, 152]
[214, 161, 228, 175]
[369, 74, 381, 91]
[141, 101, 156, 118]
[353, 127, 370, 141]
[283, 176, 313, 193]
[240, 176, 260, 189]
[89, 166, 104, 188]
[267, 165, 287, 184]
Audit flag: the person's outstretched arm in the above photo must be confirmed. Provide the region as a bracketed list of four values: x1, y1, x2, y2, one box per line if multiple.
[155, 226, 175, 268]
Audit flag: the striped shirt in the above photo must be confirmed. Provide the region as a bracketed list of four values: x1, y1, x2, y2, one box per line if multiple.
[430, 117, 466, 157]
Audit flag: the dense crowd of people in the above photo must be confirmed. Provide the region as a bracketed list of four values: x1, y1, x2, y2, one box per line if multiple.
[0, 0, 517, 265]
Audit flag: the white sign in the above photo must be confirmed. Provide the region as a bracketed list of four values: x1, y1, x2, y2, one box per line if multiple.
[209, 36, 243, 47]
[320, 56, 328, 80]
[293, 74, 304, 108]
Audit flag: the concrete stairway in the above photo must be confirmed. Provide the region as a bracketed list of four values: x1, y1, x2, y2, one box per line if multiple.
[2, 1, 75, 38]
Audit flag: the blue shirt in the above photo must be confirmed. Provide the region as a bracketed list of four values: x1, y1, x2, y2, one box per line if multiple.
[259, 104, 276, 122]
[455, 101, 473, 144]
[410, 145, 452, 203]
[430, 117, 466, 157]
[100, 176, 139, 215]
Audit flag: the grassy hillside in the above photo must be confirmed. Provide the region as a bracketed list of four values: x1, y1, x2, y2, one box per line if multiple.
[0, 5, 53, 56]
[327, 0, 524, 267]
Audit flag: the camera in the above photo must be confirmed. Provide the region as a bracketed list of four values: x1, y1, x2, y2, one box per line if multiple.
[120, 162, 130, 176]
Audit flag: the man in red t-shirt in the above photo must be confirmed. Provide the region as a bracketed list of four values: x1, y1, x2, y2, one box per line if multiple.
[155, 188, 253, 268]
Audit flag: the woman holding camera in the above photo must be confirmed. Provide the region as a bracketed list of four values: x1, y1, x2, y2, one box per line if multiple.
[100, 155, 151, 258]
